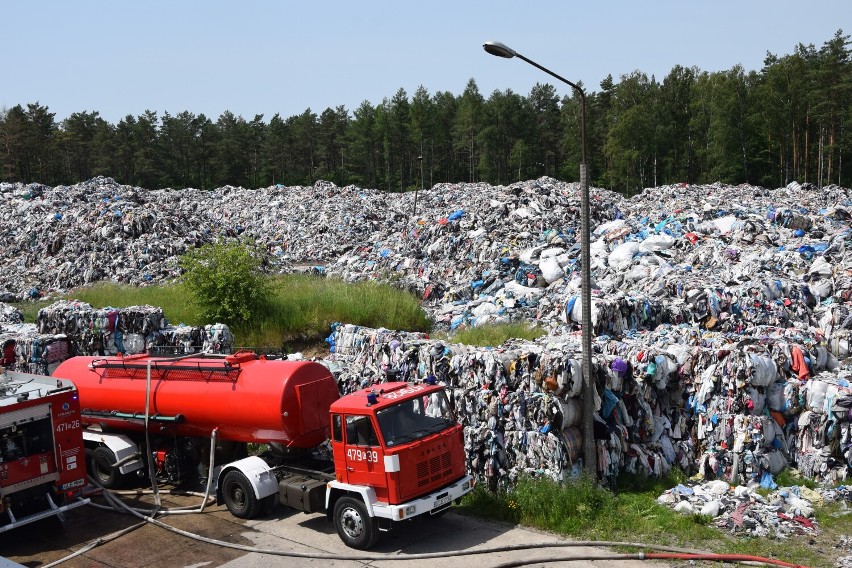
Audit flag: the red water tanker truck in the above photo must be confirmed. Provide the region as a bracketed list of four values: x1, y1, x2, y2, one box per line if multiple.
[52, 351, 473, 549]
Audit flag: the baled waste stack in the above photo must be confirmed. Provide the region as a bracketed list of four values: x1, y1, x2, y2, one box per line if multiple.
[324, 321, 851, 489]
[0, 301, 233, 374]
[326, 178, 623, 330]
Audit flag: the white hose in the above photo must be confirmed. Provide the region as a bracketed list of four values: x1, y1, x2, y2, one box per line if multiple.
[199, 427, 218, 512]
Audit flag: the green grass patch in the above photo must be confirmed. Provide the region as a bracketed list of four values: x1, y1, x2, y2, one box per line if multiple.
[14, 275, 430, 350]
[234, 274, 430, 348]
[458, 472, 842, 567]
[443, 322, 546, 347]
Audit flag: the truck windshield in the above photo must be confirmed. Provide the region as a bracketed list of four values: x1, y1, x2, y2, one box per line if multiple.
[376, 390, 455, 447]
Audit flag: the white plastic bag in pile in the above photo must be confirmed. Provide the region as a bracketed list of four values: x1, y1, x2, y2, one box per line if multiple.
[566, 296, 600, 328]
[830, 332, 850, 359]
[638, 233, 675, 253]
[608, 241, 640, 269]
[539, 256, 565, 283]
[806, 379, 837, 413]
[808, 256, 833, 277]
[765, 450, 787, 474]
[594, 219, 628, 236]
[472, 302, 499, 317]
[504, 280, 545, 298]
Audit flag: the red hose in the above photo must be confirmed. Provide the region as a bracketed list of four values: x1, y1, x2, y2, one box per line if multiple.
[645, 552, 809, 567]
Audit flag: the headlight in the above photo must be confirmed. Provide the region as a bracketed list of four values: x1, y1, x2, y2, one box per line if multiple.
[463, 481, 470, 491]
[405, 505, 416, 516]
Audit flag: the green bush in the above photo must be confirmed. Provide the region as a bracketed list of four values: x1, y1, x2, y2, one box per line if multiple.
[179, 239, 271, 327]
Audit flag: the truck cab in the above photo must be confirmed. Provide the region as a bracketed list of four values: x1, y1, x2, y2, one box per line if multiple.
[325, 382, 472, 548]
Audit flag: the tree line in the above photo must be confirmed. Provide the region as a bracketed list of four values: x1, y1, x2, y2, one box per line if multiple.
[1, 30, 849, 194]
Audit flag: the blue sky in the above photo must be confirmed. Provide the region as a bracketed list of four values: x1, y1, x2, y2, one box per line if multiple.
[3, 0, 848, 124]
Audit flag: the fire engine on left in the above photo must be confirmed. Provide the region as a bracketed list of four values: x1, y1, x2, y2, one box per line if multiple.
[0, 366, 89, 532]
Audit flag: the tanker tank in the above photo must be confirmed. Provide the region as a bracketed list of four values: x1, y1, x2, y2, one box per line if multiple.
[52, 351, 340, 448]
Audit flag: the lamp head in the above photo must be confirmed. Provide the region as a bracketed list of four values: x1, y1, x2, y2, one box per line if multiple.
[483, 41, 516, 59]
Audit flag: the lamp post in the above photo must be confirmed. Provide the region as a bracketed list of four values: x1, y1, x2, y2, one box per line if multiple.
[483, 40, 595, 477]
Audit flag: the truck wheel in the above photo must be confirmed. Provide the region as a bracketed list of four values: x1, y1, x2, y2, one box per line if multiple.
[333, 496, 378, 550]
[221, 470, 263, 519]
[87, 447, 122, 488]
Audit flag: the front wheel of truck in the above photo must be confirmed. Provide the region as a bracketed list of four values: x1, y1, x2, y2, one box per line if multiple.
[333, 496, 378, 549]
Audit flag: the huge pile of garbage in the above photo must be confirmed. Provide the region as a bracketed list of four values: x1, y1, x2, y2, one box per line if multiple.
[0, 177, 406, 299]
[0, 175, 850, 491]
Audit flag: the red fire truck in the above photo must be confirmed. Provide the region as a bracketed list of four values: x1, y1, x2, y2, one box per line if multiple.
[0, 369, 89, 532]
[53, 351, 473, 549]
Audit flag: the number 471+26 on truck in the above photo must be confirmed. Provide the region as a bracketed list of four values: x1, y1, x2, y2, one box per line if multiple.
[51, 351, 474, 549]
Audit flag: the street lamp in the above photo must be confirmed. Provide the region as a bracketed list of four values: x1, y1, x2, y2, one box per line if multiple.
[483, 40, 595, 477]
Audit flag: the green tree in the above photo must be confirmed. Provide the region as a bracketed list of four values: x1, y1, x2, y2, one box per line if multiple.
[59, 111, 105, 182]
[388, 88, 411, 191]
[559, 85, 590, 185]
[431, 90, 458, 184]
[290, 109, 318, 185]
[213, 111, 251, 187]
[316, 105, 349, 185]
[133, 110, 161, 189]
[481, 88, 531, 183]
[90, 118, 117, 179]
[25, 102, 59, 183]
[0, 105, 29, 182]
[528, 83, 562, 178]
[263, 113, 292, 186]
[159, 111, 198, 188]
[810, 30, 851, 186]
[410, 86, 434, 189]
[347, 100, 379, 187]
[452, 79, 484, 182]
[701, 66, 752, 183]
[658, 65, 698, 184]
[605, 71, 657, 192]
[113, 114, 138, 185]
[179, 239, 271, 326]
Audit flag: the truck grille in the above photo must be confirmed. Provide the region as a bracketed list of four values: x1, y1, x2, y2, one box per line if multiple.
[416, 451, 453, 487]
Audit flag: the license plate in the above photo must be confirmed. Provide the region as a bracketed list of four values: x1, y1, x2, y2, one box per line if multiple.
[433, 495, 451, 509]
